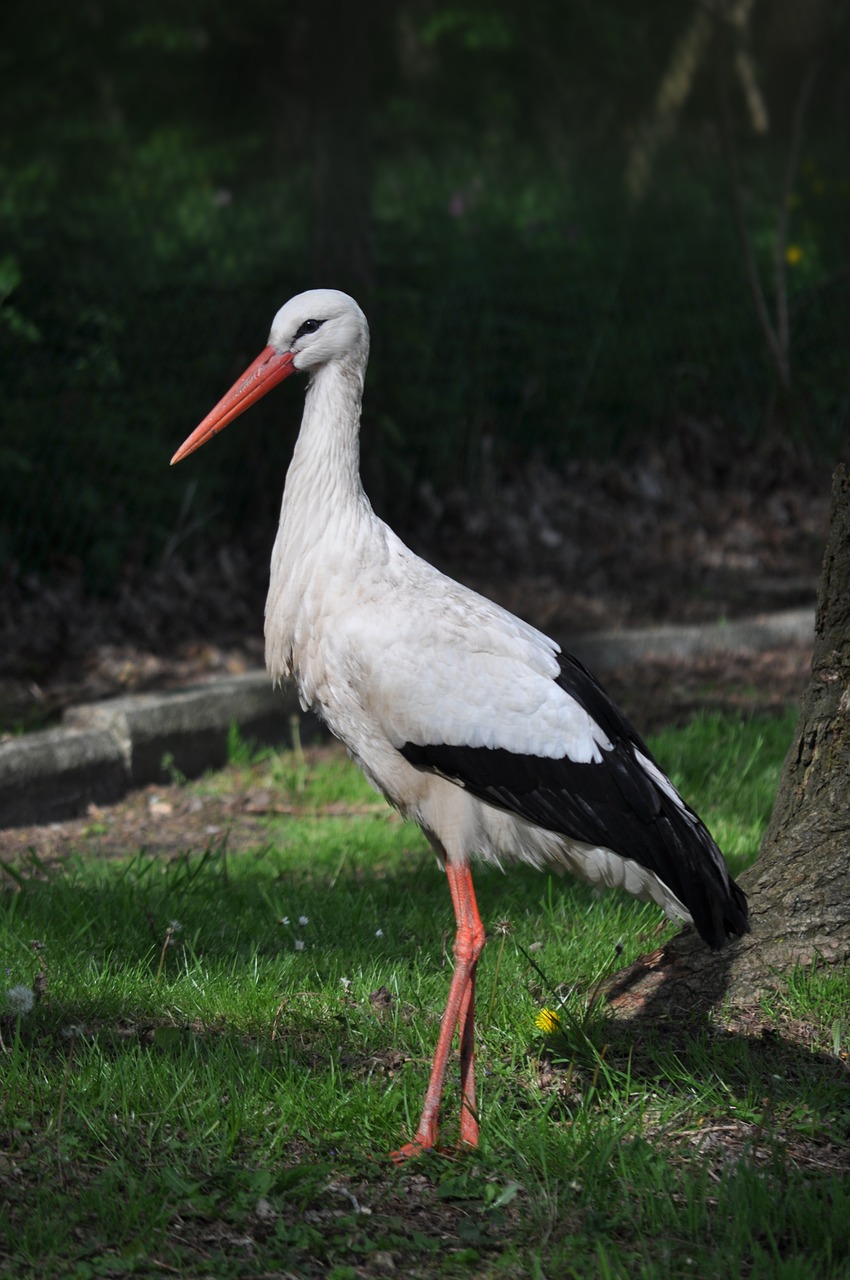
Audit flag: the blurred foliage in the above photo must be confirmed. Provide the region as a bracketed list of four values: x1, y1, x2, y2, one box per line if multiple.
[0, 0, 847, 589]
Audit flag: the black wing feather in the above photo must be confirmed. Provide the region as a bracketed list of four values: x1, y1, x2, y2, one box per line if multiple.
[401, 651, 748, 949]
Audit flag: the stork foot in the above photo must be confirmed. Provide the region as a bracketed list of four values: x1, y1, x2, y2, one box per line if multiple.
[389, 1124, 479, 1163]
[389, 1138, 432, 1164]
[389, 1120, 438, 1162]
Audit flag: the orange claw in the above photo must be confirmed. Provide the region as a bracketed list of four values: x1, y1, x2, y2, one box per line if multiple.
[389, 1138, 433, 1164]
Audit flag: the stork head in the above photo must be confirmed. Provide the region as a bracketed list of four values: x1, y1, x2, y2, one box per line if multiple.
[270, 289, 368, 374]
[171, 289, 368, 464]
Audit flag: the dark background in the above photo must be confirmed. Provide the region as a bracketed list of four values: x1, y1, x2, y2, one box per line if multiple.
[1, 0, 847, 711]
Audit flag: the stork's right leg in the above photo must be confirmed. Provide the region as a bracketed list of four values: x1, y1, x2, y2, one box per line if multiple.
[452, 863, 484, 1148]
[392, 858, 486, 1160]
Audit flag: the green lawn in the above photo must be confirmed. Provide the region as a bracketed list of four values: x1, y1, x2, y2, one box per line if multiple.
[2, 709, 849, 1278]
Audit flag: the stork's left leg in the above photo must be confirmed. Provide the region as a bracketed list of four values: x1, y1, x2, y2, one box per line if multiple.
[392, 858, 486, 1159]
[451, 862, 484, 1148]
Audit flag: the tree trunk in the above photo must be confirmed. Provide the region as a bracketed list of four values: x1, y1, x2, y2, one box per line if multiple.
[275, 1, 392, 296]
[607, 464, 850, 1023]
[306, 0, 375, 294]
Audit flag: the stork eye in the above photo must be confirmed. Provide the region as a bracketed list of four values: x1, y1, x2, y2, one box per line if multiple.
[293, 318, 324, 341]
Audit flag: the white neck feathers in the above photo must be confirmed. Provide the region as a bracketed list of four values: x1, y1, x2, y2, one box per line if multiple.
[263, 345, 375, 681]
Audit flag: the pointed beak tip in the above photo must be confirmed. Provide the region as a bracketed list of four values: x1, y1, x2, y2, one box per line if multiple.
[169, 344, 294, 470]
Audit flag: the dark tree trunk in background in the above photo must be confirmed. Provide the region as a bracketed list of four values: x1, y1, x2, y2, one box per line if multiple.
[608, 465, 850, 1022]
[307, 0, 373, 291]
[282, 0, 392, 296]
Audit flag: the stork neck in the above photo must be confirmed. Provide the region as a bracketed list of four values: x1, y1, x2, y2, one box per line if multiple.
[288, 356, 366, 507]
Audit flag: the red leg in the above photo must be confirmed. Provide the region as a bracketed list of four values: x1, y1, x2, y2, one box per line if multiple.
[456, 945, 479, 1148]
[392, 860, 486, 1160]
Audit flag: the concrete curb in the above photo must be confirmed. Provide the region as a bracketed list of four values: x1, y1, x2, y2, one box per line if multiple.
[567, 607, 815, 670]
[0, 609, 814, 831]
[0, 674, 305, 829]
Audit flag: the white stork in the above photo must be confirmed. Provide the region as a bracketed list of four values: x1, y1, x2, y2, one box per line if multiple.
[171, 289, 748, 1159]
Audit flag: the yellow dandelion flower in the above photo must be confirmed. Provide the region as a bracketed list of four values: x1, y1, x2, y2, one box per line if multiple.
[535, 1008, 561, 1034]
[785, 244, 804, 267]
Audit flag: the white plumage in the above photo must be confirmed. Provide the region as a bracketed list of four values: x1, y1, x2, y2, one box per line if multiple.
[172, 288, 748, 1158]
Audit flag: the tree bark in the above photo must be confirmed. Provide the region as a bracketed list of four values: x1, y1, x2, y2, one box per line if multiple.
[273, 1, 394, 297]
[607, 465, 850, 1023]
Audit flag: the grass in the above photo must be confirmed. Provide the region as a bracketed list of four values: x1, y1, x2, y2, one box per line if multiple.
[1, 708, 849, 1278]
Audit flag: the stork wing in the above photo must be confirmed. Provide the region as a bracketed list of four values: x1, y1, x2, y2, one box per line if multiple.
[354, 593, 747, 949]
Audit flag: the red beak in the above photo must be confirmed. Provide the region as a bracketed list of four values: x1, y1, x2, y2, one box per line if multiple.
[171, 346, 297, 465]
